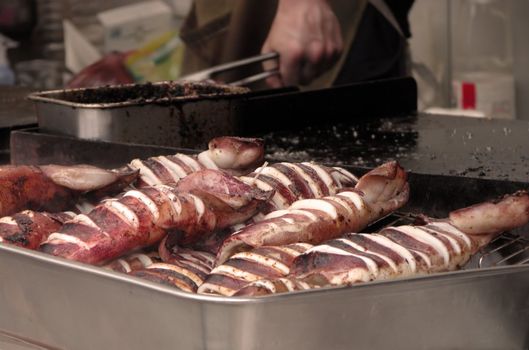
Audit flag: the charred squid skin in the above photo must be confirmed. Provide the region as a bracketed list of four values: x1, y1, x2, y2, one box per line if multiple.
[129, 155, 204, 187]
[130, 267, 197, 293]
[198, 243, 312, 296]
[130, 250, 215, 292]
[291, 163, 330, 197]
[240, 224, 470, 296]
[104, 239, 215, 292]
[0, 210, 75, 249]
[158, 234, 215, 270]
[237, 162, 359, 222]
[272, 163, 314, 199]
[0, 166, 75, 217]
[289, 223, 474, 288]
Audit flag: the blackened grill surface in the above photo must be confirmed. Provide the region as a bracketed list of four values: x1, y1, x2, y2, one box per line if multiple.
[263, 114, 529, 183]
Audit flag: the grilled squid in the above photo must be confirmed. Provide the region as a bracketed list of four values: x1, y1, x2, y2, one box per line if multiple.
[130, 248, 215, 292]
[0, 165, 138, 217]
[0, 137, 262, 218]
[197, 243, 313, 296]
[239, 162, 358, 221]
[39, 170, 272, 265]
[0, 210, 75, 249]
[104, 251, 162, 273]
[183, 162, 358, 254]
[241, 191, 529, 296]
[234, 278, 317, 296]
[129, 136, 264, 187]
[216, 161, 409, 264]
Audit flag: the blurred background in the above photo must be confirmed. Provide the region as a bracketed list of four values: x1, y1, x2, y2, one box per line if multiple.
[0, 0, 528, 120]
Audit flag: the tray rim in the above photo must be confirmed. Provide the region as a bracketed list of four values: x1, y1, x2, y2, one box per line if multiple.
[2, 241, 528, 305]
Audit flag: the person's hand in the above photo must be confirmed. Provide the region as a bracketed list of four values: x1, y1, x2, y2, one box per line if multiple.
[261, 0, 343, 87]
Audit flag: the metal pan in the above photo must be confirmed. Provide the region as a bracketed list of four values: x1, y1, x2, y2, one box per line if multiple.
[0, 167, 528, 349]
[27, 81, 250, 149]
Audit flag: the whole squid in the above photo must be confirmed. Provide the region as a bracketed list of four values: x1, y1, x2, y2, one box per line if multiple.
[235, 190, 529, 296]
[39, 170, 272, 265]
[174, 161, 358, 254]
[216, 161, 409, 264]
[0, 136, 264, 218]
[129, 136, 265, 187]
[197, 243, 313, 296]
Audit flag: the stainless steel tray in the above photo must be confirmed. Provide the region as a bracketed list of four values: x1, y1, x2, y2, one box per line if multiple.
[1, 243, 529, 350]
[27, 81, 249, 149]
[2, 163, 529, 349]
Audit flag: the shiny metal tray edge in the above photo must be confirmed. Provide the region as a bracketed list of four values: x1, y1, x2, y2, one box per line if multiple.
[1, 241, 527, 304]
[2, 237, 529, 349]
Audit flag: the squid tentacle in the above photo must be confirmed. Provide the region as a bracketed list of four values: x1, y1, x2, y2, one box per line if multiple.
[239, 191, 529, 296]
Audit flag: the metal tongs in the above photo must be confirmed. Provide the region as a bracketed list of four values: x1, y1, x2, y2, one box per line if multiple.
[179, 52, 280, 86]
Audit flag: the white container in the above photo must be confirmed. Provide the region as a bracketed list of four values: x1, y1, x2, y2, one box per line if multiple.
[451, 0, 516, 119]
[453, 72, 516, 119]
[97, 1, 173, 53]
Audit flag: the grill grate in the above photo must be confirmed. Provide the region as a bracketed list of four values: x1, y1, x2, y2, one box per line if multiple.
[365, 212, 529, 269]
[477, 233, 529, 268]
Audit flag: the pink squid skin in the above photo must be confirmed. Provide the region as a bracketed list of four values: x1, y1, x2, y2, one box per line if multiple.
[206, 137, 265, 175]
[175, 169, 273, 229]
[449, 190, 529, 236]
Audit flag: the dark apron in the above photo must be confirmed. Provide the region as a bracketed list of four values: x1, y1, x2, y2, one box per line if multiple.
[180, 0, 406, 89]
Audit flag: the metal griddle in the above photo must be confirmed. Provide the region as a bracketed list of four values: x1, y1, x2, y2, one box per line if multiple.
[26, 78, 417, 149]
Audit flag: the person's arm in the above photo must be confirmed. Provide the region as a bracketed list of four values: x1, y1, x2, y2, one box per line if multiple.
[261, 0, 343, 87]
